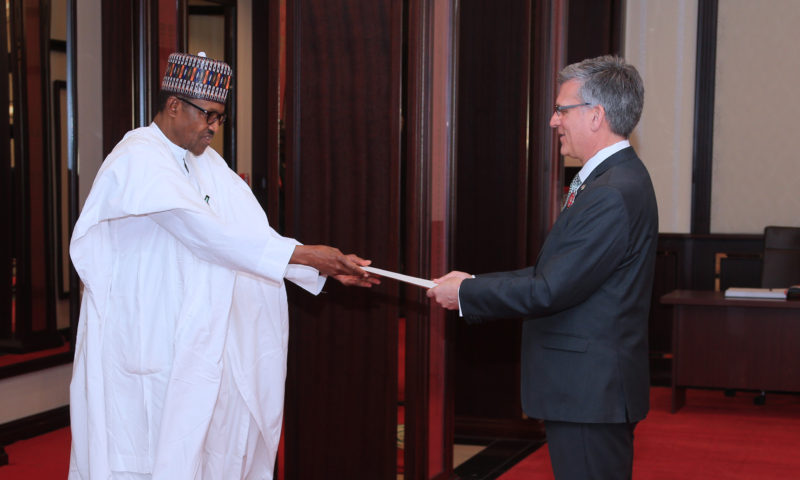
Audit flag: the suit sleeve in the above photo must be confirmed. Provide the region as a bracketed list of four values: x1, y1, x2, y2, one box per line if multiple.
[460, 185, 629, 320]
[479, 266, 535, 279]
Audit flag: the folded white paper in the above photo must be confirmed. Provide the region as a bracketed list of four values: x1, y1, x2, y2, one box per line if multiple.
[363, 266, 437, 289]
[724, 287, 786, 300]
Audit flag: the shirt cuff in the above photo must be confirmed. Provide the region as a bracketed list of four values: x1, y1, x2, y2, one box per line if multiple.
[285, 264, 327, 295]
[457, 275, 476, 317]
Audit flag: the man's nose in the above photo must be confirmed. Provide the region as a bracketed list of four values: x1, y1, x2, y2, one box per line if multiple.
[549, 112, 560, 128]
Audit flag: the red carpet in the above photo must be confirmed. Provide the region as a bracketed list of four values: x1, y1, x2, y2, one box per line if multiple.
[499, 386, 800, 479]
[1, 427, 70, 479]
[3, 387, 800, 479]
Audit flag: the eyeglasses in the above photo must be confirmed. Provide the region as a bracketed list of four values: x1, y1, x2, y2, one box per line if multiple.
[177, 97, 227, 125]
[553, 102, 591, 117]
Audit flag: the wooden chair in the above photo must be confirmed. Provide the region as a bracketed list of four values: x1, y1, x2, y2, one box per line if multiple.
[761, 226, 800, 289]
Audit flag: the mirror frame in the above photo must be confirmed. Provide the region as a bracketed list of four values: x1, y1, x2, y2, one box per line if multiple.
[0, 0, 78, 379]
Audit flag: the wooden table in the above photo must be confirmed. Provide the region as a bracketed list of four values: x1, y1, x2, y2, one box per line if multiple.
[660, 290, 800, 412]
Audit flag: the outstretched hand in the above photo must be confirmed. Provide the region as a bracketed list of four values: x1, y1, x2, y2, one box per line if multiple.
[426, 270, 472, 310]
[291, 245, 380, 288]
[334, 254, 382, 287]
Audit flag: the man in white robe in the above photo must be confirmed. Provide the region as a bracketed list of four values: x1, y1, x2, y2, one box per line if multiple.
[68, 52, 377, 479]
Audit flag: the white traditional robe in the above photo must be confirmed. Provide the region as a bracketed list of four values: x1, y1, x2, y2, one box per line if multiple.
[68, 123, 324, 479]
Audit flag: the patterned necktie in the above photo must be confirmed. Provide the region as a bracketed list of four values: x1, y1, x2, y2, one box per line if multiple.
[562, 173, 582, 211]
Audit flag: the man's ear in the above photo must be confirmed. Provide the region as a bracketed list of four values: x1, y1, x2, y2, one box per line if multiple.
[590, 104, 606, 132]
[166, 96, 180, 118]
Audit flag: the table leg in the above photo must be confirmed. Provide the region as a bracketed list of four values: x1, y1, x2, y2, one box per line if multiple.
[670, 305, 685, 413]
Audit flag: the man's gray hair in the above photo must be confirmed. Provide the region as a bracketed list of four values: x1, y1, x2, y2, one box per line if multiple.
[558, 55, 644, 138]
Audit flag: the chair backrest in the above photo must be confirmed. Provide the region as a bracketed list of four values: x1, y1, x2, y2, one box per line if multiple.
[761, 226, 800, 289]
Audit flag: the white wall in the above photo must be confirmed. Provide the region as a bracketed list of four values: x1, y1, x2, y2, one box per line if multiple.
[626, 0, 800, 234]
[0, 365, 72, 425]
[625, 0, 698, 234]
[711, 0, 800, 233]
[76, 0, 103, 209]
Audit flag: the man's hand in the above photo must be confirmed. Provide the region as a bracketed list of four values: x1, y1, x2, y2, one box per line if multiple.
[333, 254, 382, 287]
[426, 271, 472, 310]
[291, 246, 379, 288]
[334, 270, 382, 288]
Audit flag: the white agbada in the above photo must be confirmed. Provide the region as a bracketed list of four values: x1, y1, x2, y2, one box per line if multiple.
[68, 123, 324, 479]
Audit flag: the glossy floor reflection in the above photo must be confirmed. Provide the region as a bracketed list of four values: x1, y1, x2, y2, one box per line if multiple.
[453, 438, 543, 480]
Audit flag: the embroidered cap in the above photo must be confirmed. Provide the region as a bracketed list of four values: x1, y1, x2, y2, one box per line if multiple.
[161, 52, 232, 104]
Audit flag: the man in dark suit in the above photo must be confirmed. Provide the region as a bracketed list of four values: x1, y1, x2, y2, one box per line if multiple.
[428, 55, 657, 480]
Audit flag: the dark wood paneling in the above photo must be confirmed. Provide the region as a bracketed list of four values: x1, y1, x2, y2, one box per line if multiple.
[403, 0, 459, 476]
[7, 0, 32, 343]
[250, 0, 280, 220]
[528, 0, 567, 265]
[657, 234, 762, 291]
[402, 0, 432, 473]
[223, 3, 237, 168]
[454, 417, 544, 441]
[283, 0, 402, 478]
[453, 0, 624, 439]
[21, 0, 51, 335]
[455, 0, 531, 276]
[103, 0, 183, 158]
[102, 0, 134, 156]
[566, 0, 624, 62]
[403, 0, 435, 477]
[648, 250, 677, 385]
[0, 0, 12, 339]
[454, 0, 531, 423]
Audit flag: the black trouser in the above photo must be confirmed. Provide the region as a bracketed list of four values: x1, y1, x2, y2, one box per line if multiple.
[543, 420, 637, 480]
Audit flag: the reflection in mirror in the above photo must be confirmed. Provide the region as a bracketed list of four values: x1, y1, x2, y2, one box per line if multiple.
[0, 0, 75, 371]
[187, 0, 236, 169]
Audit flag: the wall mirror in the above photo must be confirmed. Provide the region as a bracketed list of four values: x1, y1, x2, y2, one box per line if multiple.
[187, 0, 236, 169]
[0, 0, 240, 377]
[0, 0, 77, 375]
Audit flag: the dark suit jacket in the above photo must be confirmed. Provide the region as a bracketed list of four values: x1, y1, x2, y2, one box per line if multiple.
[460, 146, 658, 424]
